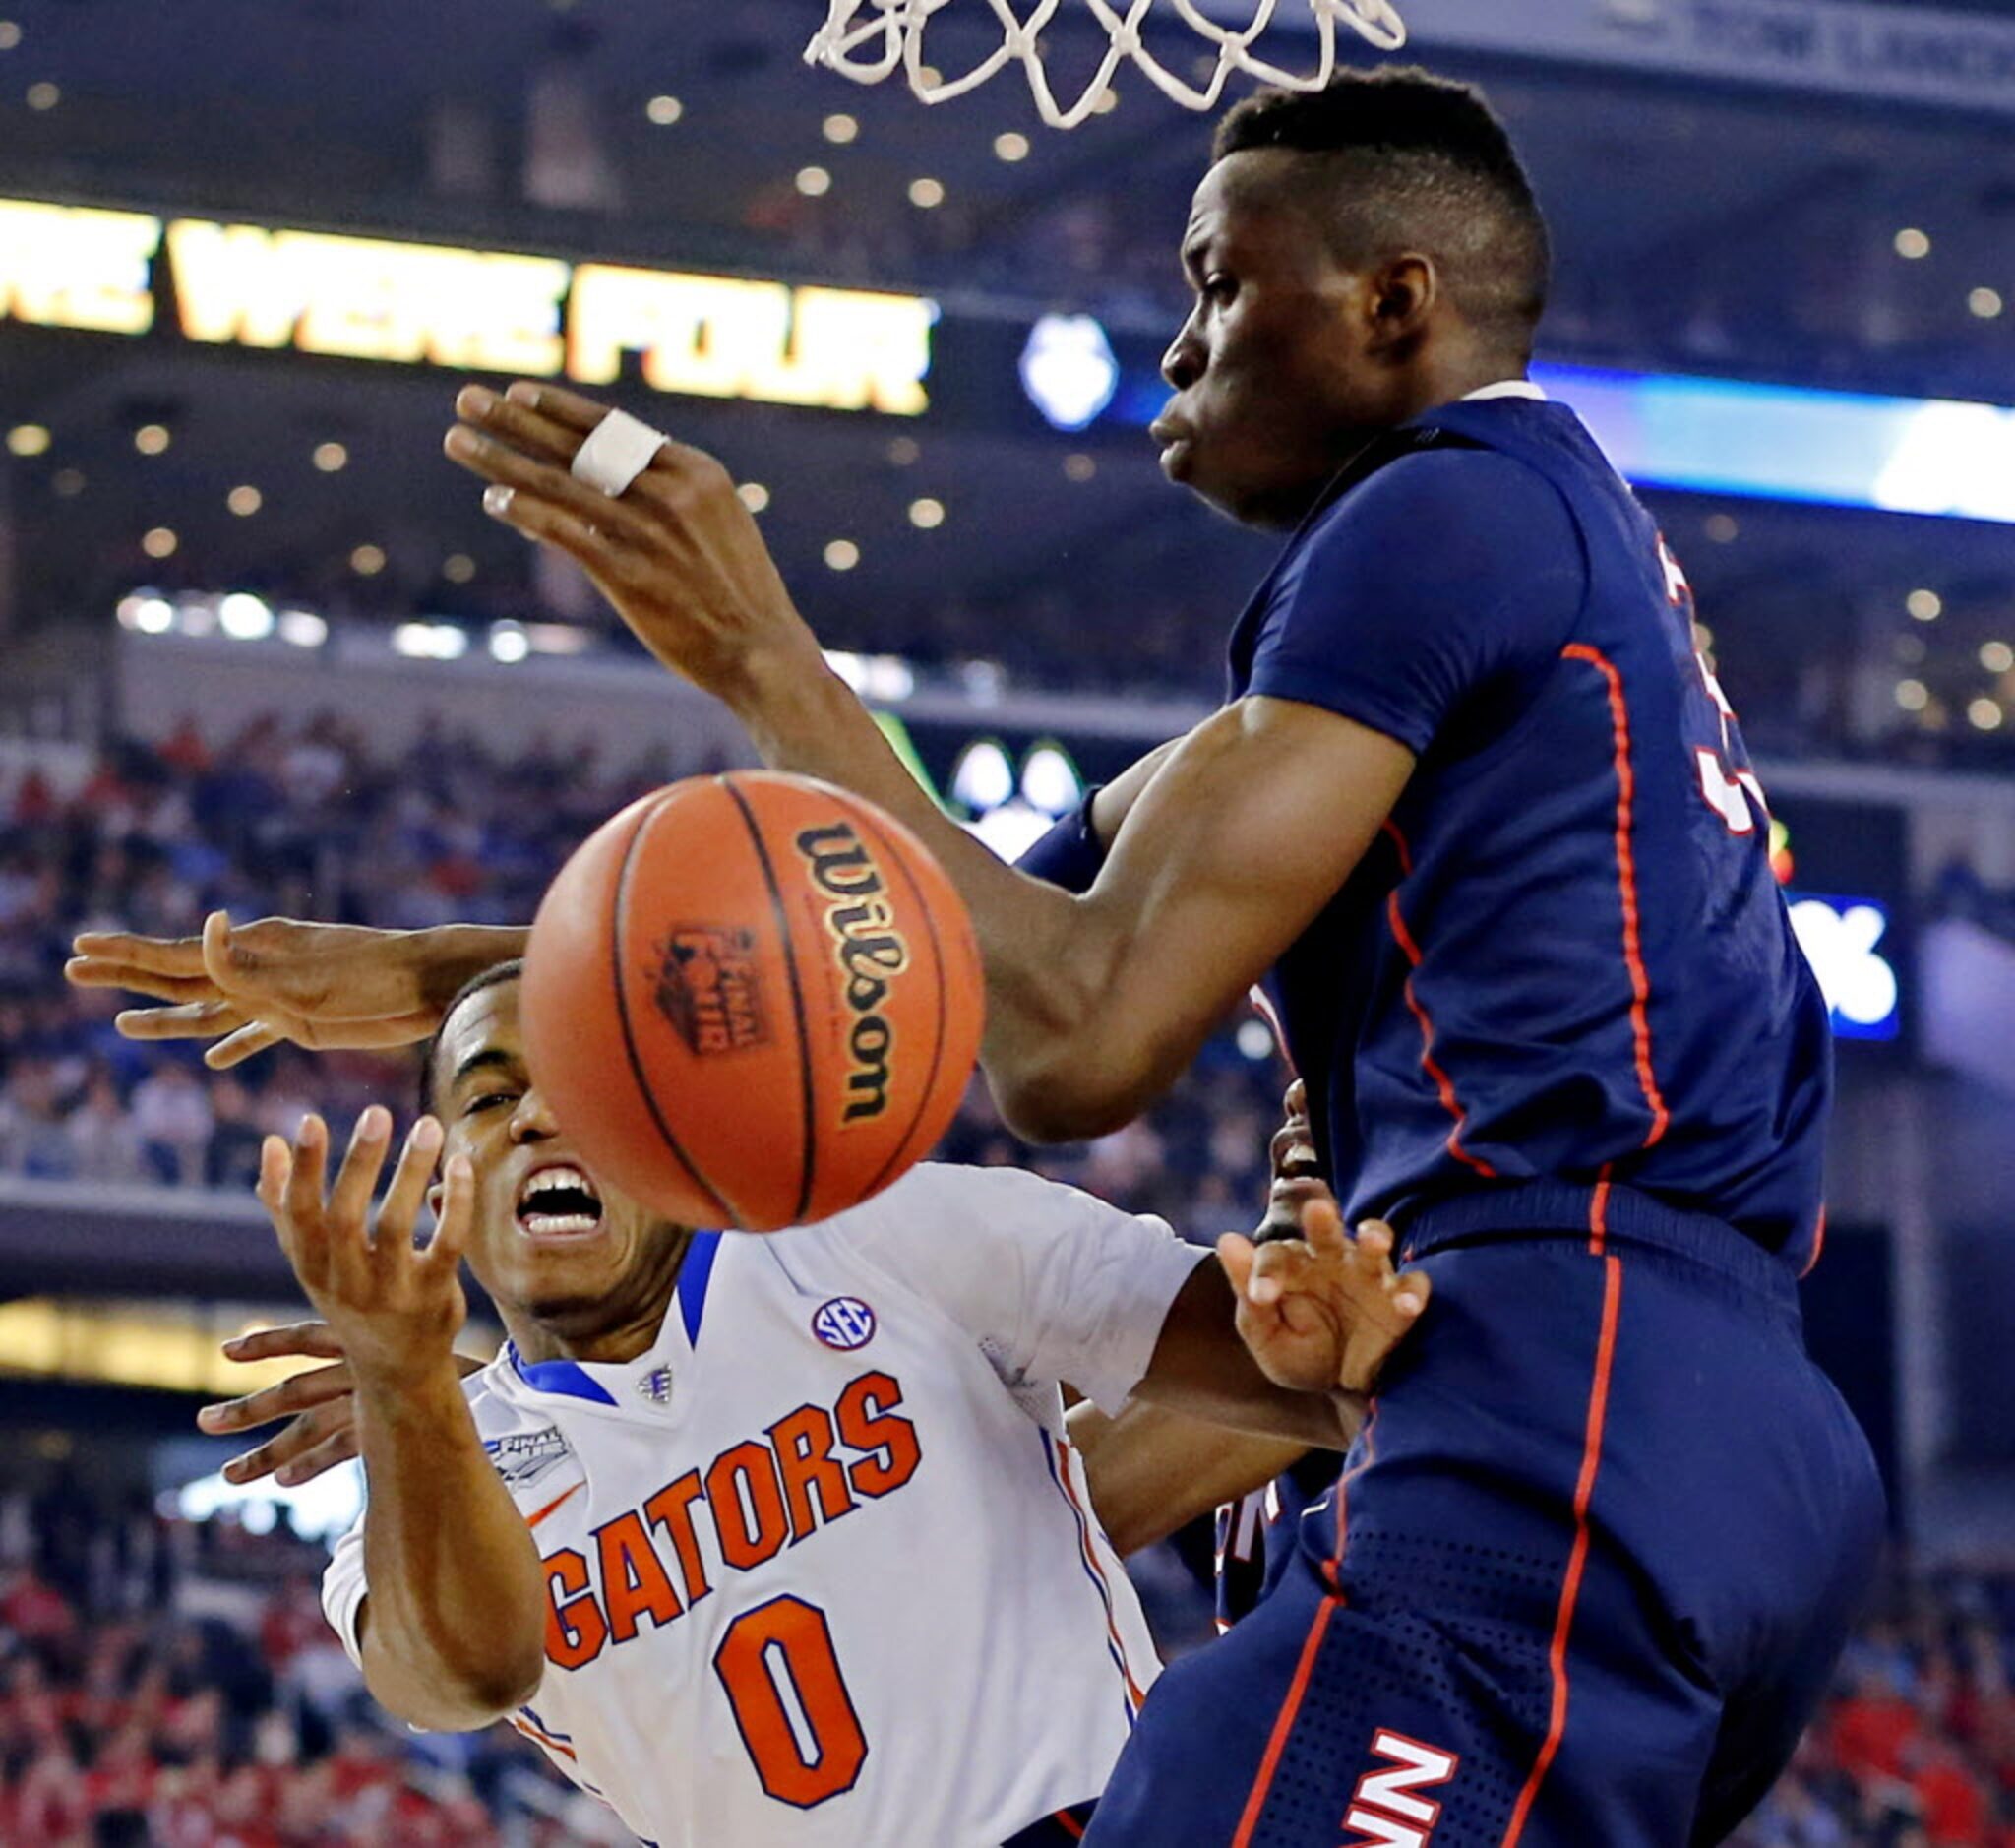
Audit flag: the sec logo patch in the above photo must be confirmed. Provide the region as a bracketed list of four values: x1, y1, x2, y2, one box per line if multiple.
[811, 1297, 877, 1351]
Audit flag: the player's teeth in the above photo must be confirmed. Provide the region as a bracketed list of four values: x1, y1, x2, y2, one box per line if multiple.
[525, 1211, 598, 1234]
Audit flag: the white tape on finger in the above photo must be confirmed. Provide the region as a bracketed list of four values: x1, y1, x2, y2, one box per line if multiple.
[571, 409, 668, 497]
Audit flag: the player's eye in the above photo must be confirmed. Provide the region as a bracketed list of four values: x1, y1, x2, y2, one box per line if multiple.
[464, 1091, 518, 1115]
[1201, 274, 1237, 307]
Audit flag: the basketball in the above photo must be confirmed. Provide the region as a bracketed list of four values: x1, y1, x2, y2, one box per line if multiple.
[519, 770, 985, 1233]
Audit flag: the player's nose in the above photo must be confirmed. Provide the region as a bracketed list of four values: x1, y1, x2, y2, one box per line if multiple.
[1161, 317, 1204, 390]
[509, 1085, 561, 1142]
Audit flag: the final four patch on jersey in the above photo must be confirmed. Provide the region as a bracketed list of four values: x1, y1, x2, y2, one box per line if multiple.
[811, 1296, 877, 1351]
[484, 1426, 570, 1489]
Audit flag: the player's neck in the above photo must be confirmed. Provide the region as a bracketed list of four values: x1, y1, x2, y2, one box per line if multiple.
[507, 1227, 696, 1366]
[1411, 340, 1530, 418]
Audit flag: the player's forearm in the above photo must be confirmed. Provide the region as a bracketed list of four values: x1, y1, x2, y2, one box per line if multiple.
[1132, 1261, 1369, 1451]
[727, 650, 1155, 1137]
[1071, 1398, 1311, 1556]
[412, 925, 531, 1010]
[353, 1360, 544, 1730]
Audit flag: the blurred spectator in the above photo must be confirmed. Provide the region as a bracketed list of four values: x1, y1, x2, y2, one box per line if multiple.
[130, 1062, 214, 1188]
[67, 1071, 149, 1187]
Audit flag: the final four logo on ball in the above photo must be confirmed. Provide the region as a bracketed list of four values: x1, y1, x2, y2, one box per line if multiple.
[811, 1296, 878, 1352]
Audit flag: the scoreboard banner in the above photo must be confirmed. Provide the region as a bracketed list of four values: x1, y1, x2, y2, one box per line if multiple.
[0, 196, 937, 417]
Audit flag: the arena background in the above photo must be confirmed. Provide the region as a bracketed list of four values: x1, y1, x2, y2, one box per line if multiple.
[3, 1, 2015, 1840]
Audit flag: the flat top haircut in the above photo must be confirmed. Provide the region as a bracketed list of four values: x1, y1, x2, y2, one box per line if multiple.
[1213, 66, 1551, 356]
[418, 957, 526, 1118]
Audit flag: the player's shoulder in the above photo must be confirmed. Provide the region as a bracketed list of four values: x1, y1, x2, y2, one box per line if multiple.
[1313, 441, 1568, 550]
[800, 1162, 1157, 1271]
[847, 1159, 1133, 1232]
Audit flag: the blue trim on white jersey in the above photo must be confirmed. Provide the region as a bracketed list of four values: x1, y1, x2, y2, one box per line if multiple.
[677, 1230, 722, 1347]
[507, 1343, 618, 1405]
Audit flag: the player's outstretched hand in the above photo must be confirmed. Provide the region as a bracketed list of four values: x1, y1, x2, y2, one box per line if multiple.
[443, 382, 828, 702]
[258, 1108, 472, 1394]
[1218, 1194, 1431, 1396]
[67, 911, 472, 1068]
[198, 1323, 487, 1488]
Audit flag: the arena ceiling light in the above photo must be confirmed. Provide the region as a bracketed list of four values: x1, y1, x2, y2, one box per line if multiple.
[1019, 313, 1118, 432]
[115, 592, 174, 634]
[216, 592, 274, 641]
[393, 620, 469, 661]
[276, 609, 327, 648]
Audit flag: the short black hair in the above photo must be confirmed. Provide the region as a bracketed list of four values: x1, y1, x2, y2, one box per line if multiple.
[417, 957, 524, 1118]
[1213, 66, 1550, 351]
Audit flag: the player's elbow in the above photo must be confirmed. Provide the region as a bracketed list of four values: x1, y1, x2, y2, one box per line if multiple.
[374, 1651, 544, 1733]
[993, 1050, 1153, 1143]
[460, 1640, 547, 1719]
[363, 1621, 546, 1732]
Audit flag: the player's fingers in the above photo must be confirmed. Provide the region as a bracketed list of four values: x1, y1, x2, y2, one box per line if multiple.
[479, 483, 639, 577]
[206, 1020, 284, 1068]
[1393, 1269, 1433, 1318]
[1216, 1232, 1256, 1299]
[501, 380, 614, 432]
[285, 1113, 332, 1227]
[328, 1106, 393, 1233]
[197, 1361, 354, 1435]
[65, 960, 219, 1002]
[69, 930, 209, 976]
[258, 1135, 310, 1276]
[255, 1134, 289, 1214]
[1297, 1195, 1348, 1259]
[1351, 1220, 1395, 1268]
[222, 1412, 358, 1488]
[274, 1425, 362, 1488]
[221, 1321, 347, 1364]
[446, 427, 655, 549]
[219, 1434, 295, 1486]
[1246, 1238, 1313, 1307]
[112, 999, 250, 1041]
[375, 1116, 444, 1257]
[198, 909, 241, 992]
[456, 383, 586, 467]
[424, 1153, 476, 1271]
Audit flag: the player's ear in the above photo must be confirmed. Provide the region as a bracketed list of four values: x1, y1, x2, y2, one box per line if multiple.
[1365, 254, 1436, 352]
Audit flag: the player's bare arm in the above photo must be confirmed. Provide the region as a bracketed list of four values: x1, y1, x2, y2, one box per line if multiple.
[1069, 1078, 1335, 1552]
[258, 1106, 544, 1731]
[67, 912, 524, 1068]
[445, 381, 1416, 1141]
[66, 749, 1174, 1069]
[198, 1323, 486, 1489]
[1067, 1400, 1309, 1559]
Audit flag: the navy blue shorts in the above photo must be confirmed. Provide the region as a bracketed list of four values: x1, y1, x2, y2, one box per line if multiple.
[1087, 1198, 1885, 1847]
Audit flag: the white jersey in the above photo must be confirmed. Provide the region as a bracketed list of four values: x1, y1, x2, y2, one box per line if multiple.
[323, 1162, 1206, 1847]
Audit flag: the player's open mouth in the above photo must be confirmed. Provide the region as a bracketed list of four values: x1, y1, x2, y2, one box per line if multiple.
[515, 1164, 605, 1239]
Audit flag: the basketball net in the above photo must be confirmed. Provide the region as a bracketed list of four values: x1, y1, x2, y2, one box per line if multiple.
[805, 0, 1409, 130]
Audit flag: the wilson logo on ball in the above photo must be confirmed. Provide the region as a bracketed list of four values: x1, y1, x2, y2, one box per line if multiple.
[652, 925, 770, 1056]
[794, 822, 910, 1126]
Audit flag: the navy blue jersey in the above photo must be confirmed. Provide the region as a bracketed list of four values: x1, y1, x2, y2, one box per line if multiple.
[1228, 396, 1831, 1266]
